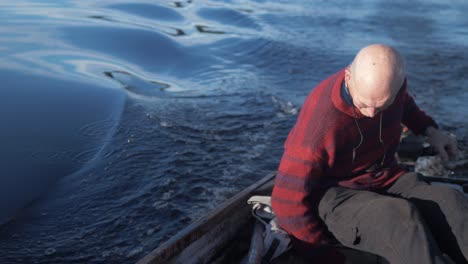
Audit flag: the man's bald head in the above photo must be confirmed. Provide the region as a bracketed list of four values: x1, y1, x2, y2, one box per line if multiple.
[345, 44, 406, 117]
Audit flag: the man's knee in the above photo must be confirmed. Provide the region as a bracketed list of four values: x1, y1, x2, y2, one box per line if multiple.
[380, 198, 423, 226]
[430, 184, 463, 198]
[428, 184, 468, 209]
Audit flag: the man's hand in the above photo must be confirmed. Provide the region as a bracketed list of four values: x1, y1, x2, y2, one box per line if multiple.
[425, 126, 459, 162]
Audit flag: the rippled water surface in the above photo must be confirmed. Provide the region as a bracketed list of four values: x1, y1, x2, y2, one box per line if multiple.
[0, 0, 467, 263]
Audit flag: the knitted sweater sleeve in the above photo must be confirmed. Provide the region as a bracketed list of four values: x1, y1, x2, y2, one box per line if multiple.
[401, 88, 438, 135]
[271, 138, 331, 247]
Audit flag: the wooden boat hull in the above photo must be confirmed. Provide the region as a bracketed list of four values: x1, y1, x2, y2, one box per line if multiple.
[138, 172, 468, 264]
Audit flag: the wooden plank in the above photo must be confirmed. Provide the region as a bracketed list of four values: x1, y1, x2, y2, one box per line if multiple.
[137, 172, 276, 264]
[172, 202, 251, 263]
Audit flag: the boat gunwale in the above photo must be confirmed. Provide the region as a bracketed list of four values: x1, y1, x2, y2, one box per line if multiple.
[137, 172, 276, 264]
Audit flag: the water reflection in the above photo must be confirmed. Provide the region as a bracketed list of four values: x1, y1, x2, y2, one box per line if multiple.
[197, 7, 260, 29]
[108, 3, 184, 21]
[63, 26, 215, 76]
[0, 70, 125, 225]
[194, 25, 225, 34]
[104, 70, 172, 97]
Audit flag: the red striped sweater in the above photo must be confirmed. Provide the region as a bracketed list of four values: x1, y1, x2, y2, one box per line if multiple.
[271, 69, 438, 248]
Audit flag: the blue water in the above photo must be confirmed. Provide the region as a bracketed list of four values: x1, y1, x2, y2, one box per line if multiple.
[0, 0, 467, 263]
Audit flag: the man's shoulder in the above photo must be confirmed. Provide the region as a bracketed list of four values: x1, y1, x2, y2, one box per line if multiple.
[310, 70, 343, 95]
[301, 70, 344, 119]
[289, 70, 349, 152]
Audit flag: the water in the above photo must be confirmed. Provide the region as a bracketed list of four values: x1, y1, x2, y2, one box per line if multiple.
[0, 0, 467, 263]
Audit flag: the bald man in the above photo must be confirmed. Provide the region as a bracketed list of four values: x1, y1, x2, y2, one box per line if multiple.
[271, 44, 466, 264]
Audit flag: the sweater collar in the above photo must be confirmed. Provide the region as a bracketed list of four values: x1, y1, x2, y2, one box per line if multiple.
[331, 69, 365, 119]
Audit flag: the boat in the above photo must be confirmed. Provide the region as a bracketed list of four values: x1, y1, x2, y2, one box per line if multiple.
[137, 171, 468, 264]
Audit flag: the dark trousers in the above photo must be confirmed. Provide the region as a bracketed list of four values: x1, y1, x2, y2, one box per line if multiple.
[318, 172, 468, 264]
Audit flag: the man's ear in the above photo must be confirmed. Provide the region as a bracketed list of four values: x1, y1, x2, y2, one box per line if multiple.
[344, 67, 351, 83]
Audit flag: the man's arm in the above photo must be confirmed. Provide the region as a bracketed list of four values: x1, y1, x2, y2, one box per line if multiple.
[425, 126, 458, 161]
[271, 144, 331, 247]
[401, 89, 458, 161]
[401, 88, 438, 135]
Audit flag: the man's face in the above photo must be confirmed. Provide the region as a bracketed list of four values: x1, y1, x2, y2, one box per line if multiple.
[349, 86, 395, 117]
[345, 69, 399, 118]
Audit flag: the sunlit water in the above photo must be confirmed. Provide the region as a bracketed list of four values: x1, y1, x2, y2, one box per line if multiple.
[0, 0, 467, 263]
